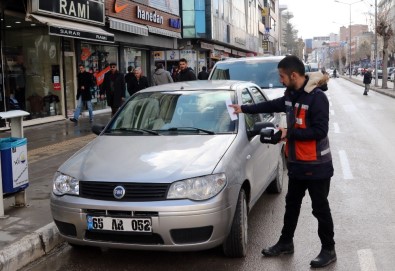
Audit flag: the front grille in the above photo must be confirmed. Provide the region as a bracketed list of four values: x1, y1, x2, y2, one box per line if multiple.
[85, 209, 159, 218]
[80, 181, 170, 201]
[85, 230, 164, 245]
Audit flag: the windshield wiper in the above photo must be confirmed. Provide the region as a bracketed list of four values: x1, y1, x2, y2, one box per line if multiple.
[166, 127, 215, 135]
[109, 128, 160, 135]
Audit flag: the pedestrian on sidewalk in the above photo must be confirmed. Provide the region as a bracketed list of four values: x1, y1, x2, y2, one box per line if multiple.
[100, 63, 126, 117]
[70, 64, 94, 123]
[128, 67, 150, 95]
[152, 63, 173, 85]
[363, 68, 372, 95]
[125, 65, 136, 97]
[198, 66, 209, 80]
[229, 55, 336, 269]
[177, 58, 197, 82]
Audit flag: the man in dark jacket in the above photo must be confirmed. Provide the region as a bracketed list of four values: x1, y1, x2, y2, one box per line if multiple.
[177, 58, 197, 82]
[100, 63, 126, 117]
[229, 55, 336, 269]
[152, 63, 173, 85]
[198, 66, 209, 80]
[70, 64, 94, 123]
[128, 67, 150, 95]
[363, 68, 372, 95]
[125, 66, 136, 97]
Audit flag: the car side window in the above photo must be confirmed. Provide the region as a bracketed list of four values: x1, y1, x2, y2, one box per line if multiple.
[249, 87, 274, 123]
[241, 88, 260, 132]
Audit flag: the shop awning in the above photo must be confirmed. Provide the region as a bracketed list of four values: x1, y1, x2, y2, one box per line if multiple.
[147, 26, 181, 39]
[108, 18, 148, 36]
[27, 14, 114, 43]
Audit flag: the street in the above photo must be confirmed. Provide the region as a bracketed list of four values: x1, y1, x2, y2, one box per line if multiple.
[23, 77, 395, 271]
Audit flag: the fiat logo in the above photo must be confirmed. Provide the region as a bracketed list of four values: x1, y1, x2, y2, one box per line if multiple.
[113, 186, 126, 199]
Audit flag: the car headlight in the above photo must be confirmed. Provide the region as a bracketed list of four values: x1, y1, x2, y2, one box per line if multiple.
[52, 172, 79, 196]
[167, 173, 227, 201]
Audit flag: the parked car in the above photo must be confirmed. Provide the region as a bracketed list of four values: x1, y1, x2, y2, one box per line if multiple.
[208, 56, 311, 101]
[387, 67, 395, 80]
[390, 71, 395, 82]
[51, 80, 285, 258]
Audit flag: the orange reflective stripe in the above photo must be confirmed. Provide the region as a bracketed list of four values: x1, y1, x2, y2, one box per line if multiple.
[295, 140, 317, 161]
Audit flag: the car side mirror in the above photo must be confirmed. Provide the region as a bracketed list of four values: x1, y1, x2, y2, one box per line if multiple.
[91, 124, 106, 135]
[258, 123, 282, 144]
[248, 122, 275, 137]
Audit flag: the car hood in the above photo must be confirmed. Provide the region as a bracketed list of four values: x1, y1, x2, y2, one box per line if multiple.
[59, 135, 236, 183]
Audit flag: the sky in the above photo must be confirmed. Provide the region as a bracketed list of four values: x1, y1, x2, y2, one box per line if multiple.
[279, 0, 376, 39]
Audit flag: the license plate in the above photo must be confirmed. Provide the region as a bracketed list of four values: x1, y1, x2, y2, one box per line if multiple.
[87, 216, 152, 232]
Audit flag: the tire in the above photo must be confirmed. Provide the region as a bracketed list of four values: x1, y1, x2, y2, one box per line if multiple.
[222, 189, 248, 258]
[267, 149, 285, 193]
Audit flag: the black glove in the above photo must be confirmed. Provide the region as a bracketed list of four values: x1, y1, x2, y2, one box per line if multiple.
[260, 127, 282, 144]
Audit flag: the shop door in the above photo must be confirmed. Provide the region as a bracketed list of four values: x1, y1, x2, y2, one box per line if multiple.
[64, 54, 76, 118]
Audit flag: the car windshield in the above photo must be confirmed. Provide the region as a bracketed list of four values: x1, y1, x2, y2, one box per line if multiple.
[210, 60, 283, 88]
[107, 90, 237, 135]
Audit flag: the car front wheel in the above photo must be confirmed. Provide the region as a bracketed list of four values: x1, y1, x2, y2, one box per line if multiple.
[222, 189, 248, 258]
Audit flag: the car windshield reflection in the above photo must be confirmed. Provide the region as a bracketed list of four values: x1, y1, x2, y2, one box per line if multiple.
[210, 60, 283, 88]
[107, 90, 237, 135]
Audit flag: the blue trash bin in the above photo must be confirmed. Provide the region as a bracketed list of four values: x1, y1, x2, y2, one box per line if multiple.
[0, 137, 29, 194]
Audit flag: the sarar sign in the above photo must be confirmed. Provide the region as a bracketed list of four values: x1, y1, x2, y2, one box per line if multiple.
[32, 0, 105, 25]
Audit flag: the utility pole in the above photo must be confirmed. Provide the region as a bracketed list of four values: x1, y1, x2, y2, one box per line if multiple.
[374, 0, 378, 86]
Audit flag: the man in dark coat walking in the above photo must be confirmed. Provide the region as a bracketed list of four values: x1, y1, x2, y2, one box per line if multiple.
[100, 63, 126, 117]
[70, 64, 94, 123]
[177, 58, 197, 82]
[128, 67, 150, 96]
[125, 66, 136, 97]
[198, 66, 209, 80]
[363, 68, 372, 95]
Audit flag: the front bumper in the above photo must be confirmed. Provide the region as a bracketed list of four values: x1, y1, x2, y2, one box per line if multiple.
[50, 189, 235, 251]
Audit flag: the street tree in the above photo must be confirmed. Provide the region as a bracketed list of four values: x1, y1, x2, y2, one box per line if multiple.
[356, 41, 371, 63]
[376, 1, 393, 89]
[282, 11, 298, 55]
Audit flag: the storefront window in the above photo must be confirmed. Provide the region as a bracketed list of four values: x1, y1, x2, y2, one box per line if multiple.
[3, 18, 62, 119]
[79, 43, 118, 110]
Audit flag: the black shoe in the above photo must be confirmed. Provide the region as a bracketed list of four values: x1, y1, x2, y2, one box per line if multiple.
[261, 241, 294, 256]
[310, 248, 337, 268]
[69, 118, 78, 123]
[363, 92, 368, 95]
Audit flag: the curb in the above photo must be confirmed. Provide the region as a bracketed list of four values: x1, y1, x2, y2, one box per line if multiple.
[0, 222, 63, 271]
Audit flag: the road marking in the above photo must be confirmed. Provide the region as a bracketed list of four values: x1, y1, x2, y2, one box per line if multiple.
[330, 109, 335, 115]
[358, 249, 377, 271]
[329, 101, 333, 107]
[339, 150, 353, 179]
[333, 122, 340, 133]
[343, 104, 357, 112]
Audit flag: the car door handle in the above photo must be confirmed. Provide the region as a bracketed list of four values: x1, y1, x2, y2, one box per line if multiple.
[246, 155, 251, 160]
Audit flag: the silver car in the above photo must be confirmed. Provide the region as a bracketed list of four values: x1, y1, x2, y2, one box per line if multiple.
[51, 80, 285, 257]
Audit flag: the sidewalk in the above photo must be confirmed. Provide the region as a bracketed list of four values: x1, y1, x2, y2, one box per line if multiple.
[340, 74, 395, 98]
[0, 113, 111, 271]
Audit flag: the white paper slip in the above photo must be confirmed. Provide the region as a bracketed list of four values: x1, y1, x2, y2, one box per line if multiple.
[225, 98, 238, 121]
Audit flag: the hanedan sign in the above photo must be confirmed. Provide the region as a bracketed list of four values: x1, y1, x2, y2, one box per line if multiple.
[32, 0, 105, 25]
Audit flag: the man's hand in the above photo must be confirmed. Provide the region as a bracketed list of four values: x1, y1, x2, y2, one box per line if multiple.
[228, 104, 242, 114]
[278, 127, 287, 141]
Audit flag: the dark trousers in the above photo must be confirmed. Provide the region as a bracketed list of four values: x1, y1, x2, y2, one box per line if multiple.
[279, 178, 335, 249]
